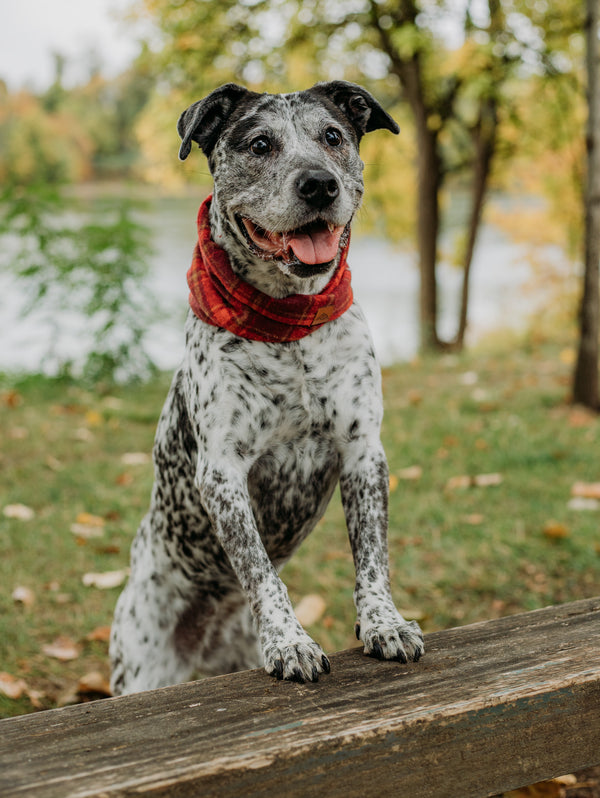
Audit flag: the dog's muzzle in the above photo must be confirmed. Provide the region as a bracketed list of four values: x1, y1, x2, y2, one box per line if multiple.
[238, 216, 347, 267]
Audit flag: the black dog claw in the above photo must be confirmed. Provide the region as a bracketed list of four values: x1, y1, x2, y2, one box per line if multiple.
[371, 639, 384, 659]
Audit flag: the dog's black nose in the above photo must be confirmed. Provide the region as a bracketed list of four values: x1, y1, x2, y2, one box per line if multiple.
[295, 170, 339, 209]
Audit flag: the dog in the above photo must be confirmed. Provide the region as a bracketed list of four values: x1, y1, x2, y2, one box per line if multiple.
[109, 81, 424, 694]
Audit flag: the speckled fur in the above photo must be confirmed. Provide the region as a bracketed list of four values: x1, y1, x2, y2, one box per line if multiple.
[110, 82, 424, 694]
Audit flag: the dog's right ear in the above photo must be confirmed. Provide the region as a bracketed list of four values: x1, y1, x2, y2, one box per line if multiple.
[177, 84, 254, 161]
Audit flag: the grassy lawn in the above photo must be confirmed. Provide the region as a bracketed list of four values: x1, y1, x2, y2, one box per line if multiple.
[1, 335, 599, 718]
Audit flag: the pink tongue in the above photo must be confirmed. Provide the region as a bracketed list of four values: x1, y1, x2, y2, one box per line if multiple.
[287, 227, 342, 265]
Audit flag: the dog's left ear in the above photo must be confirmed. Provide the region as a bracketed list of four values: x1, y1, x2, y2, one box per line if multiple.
[178, 83, 257, 161]
[309, 81, 399, 141]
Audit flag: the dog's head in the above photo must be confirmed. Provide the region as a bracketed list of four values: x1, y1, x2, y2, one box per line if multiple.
[178, 82, 398, 291]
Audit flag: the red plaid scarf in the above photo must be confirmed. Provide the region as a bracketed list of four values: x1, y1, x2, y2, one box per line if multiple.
[187, 196, 353, 343]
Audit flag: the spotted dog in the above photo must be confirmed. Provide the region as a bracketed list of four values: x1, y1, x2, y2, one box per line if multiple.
[110, 81, 424, 694]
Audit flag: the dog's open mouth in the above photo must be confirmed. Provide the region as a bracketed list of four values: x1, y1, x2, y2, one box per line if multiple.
[239, 216, 346, 266]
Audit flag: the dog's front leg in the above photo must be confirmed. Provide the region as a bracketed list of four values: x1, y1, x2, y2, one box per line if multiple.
[197, 458, 331, 682]
[340, 441, 425, 664]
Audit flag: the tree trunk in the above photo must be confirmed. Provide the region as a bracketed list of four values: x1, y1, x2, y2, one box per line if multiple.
[415, 117, 442, 351]
[573, 0, 600, 410]
[392, 53, 444, 352]
[454, 103, 498, 349]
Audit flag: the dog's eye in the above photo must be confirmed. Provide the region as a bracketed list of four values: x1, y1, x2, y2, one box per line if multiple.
[324, 128, 343, 147]
[249, 136, 272, 155]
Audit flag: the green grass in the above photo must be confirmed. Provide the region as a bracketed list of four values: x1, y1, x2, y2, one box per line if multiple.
[1, 337, 599, 718]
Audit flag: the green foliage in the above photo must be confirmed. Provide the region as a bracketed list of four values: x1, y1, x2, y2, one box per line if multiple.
[0, 183, 159, 384]
[0, 55, 156, 185]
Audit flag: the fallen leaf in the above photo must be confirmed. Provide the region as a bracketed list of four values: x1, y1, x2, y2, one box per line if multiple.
[398, 465, 423, 481]
[103, 396, 123, 410]
[460, 371, 478, 386]
[95, 544, 121, 555]
[77, 512, 105, 526]
[473, 473, 503, 487]
[82, 569, 129, 589]
[446, 473, 503, 490]
[446, 475, 472, 490]
[85, 410, 103, 427]
[406, 389, 423, 406]
[56, 684, 81, 708]
[0, 672, 28, 700]
[78, 671, 112, 697]
[505, 777, 567, 797]
[70, 512, 105, 539]
[294, 594, 326, 627]
[42, 636, 82, 661]
[116, 472, 134, 486]
[463, 514, 485, 525]
[45, 455, 64, 471]
[74, 427, 94, 442]
[443, 435, 459, 448]
[554, 775, 578, 787]
[3, 503, 35, 520]
[389, 474, 399, 492]
[9, 426, 28, 440]
[571, 481, 600, 500]
[12, 586, 35, 607]
[86, 625, 112, 642]
[569, 407, 597, 427]
[1, 390, 22, 408]
[568, 497, 600, 511]
[543, 521, 570, 540]
[121, 452, 151, 466]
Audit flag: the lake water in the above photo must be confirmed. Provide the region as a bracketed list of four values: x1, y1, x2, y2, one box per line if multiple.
[0, 194, 565, 376]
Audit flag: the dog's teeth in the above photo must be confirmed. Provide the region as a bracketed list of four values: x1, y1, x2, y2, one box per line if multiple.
[327, 222, 335, 233]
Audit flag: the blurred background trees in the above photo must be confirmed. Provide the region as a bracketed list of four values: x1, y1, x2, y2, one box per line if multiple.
[0, 0, 597, 403]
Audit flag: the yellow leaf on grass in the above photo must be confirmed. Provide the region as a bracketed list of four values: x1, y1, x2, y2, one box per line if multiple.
[78, 671, 112, 696]
[0, 672, 28, 699]
[543, 521, 570, 540]
[505, 776, 572, 797]
[571, 481, 600, 499]
[42, 636, 82, 661]
[12, 586, 35, 607]
[86, 625, 112, 642]
[294, 594, 326, 627]
[85, 410, 103, 427]
[473, 473, 503, 487]
[3, 503, 35, 521]
[70, 512, 105, 539]
[398, 465, 423, 481]
[463, 514, 485, 525]
[76, 512, 105, 526]
[121, 452, 151, 466]
[82, 569, 129, 589]
[446, 475, 472, 490]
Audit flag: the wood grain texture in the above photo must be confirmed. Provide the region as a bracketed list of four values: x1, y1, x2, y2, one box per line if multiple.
[1, 597, 599, 798]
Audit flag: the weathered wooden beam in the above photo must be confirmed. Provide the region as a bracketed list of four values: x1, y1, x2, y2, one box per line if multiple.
[1, 597, 599, 798]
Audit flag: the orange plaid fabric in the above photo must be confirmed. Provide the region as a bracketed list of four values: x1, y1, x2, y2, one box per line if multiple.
[187, 196, 353, 343]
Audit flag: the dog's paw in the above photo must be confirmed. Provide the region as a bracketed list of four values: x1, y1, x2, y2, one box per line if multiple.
[356, 614, 424, 664]
[264, 639, 331, 683]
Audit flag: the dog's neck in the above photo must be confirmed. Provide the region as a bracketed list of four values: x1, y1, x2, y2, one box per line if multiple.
[208, 197, 341, 300]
